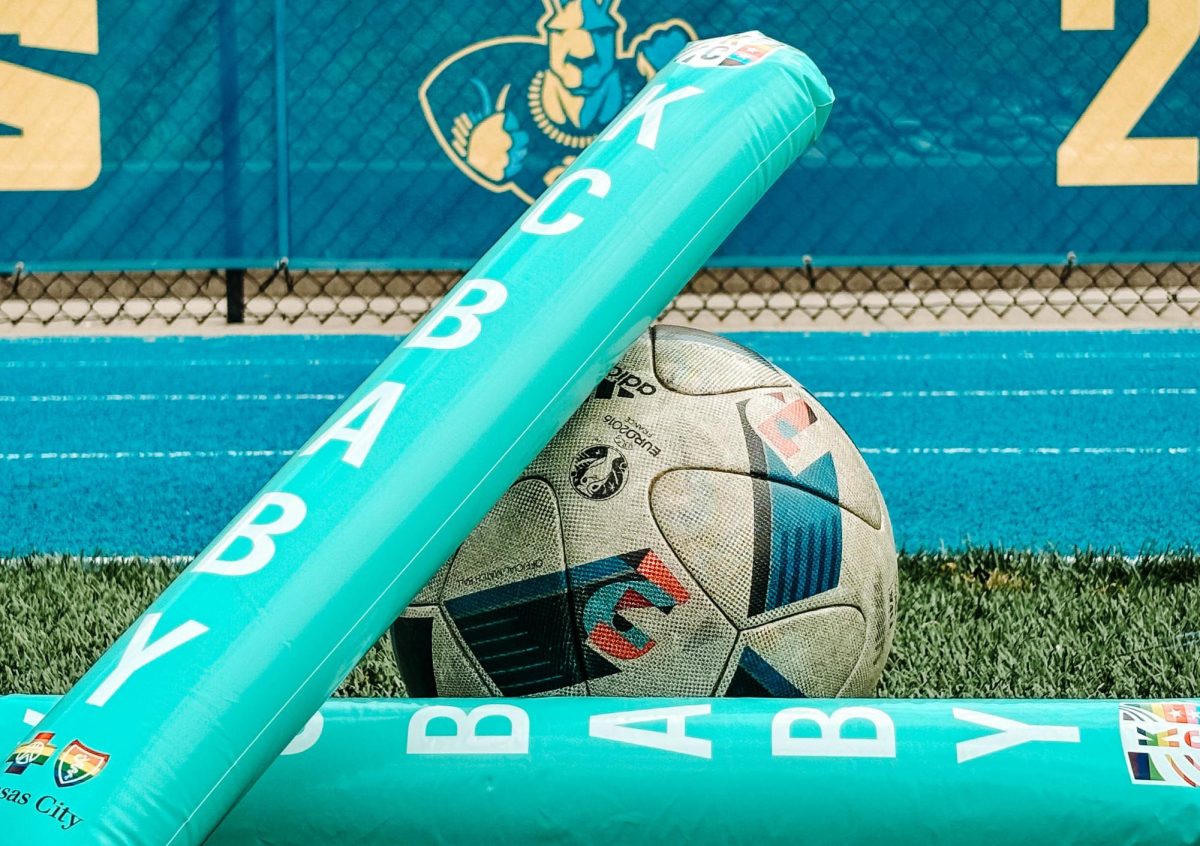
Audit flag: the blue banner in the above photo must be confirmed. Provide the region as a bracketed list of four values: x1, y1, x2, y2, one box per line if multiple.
[2, 0, 1199, 269]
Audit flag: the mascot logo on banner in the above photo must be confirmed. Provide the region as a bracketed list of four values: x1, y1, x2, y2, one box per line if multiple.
[419, 0, 696, 203]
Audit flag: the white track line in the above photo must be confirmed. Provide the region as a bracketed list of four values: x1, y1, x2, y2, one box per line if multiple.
[770, 351, 1200, 363]
[859, 447, 1194, 456]
[0, 394, 344, 403]
[0, 358, 380, 369]
[811, 387, 1198, 399]
[68, 555, 195, 566]
[0, 388, 1194, 403]
[0, 447, 1193, 461]
[3, 351, 1200, 369]
[0, 450, 294, 461]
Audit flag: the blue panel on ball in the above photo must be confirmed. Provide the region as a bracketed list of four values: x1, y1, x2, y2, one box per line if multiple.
[444, 571, 584, 695]
[726, 647, 806, 697]
[765, 481, 843, 613]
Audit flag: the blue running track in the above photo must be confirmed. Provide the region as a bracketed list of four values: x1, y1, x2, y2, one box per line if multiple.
[1, 330, 1197, 555]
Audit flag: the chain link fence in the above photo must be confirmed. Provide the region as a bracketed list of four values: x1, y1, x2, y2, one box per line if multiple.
[4, 263, 1198, 332]
[5, 2, 1199, 333]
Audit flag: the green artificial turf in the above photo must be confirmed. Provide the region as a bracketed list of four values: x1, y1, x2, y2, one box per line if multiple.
[1, 548, 1197, 699]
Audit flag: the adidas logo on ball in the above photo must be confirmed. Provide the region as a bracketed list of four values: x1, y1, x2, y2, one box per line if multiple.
[593, 367, 657, 399]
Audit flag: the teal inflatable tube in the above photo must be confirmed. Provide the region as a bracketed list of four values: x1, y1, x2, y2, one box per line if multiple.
[0, 33, 833, 846]
[4, 696, 1197, 844]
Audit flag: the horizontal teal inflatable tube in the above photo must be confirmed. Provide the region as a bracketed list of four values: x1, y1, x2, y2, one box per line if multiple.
[0, 34, 833, 846]
[4, 696, 1198, 844]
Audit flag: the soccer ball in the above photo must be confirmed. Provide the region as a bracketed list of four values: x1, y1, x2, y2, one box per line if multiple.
[391, 326, 897, 697]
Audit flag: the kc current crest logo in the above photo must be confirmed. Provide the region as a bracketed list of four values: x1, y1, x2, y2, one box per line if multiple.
[53, 741, 109, 788]
[420, 0, 696, 203]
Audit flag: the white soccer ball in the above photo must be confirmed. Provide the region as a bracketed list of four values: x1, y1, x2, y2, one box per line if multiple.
[392, 326, 897, 697]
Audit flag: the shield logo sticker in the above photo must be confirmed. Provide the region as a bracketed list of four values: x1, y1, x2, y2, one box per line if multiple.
[54, 740, 110, 788]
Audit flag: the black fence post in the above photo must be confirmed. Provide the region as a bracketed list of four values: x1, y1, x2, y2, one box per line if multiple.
[226, 268, 245, 324]
[1059, 251, 1078, 287]
[3, 261, 24, 302]
[218, 0, 244, 323]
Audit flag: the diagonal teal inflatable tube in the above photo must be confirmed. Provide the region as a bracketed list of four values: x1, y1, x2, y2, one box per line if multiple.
[3, 696, 1197, 844]
[0, 34, 833, 846]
